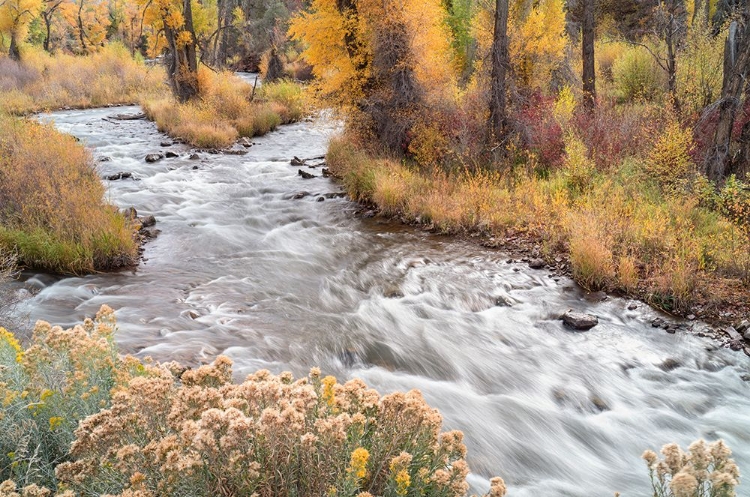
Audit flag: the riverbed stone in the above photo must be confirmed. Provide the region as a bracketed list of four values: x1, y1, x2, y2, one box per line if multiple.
[165, 151, 179, 158]
[529, 258, 545, 269]
[140, 215, 156, 228]
[561, 310, 598, 330]
[299, 170, 315, 179]
[737, 320, 749, 334]
[145, 153, 163, 163]
[122, 206, 137, 220]
[106, 171, 132, 180]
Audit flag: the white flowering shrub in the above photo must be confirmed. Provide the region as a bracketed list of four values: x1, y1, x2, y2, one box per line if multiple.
[642, 440, 741, 497]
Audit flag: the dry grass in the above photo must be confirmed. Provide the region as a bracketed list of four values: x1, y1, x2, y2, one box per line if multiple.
[0, 44, 166, 114]
[143, 69, 307, 148]
[328, 136, 750, 315]
[0, 114, 137, 273]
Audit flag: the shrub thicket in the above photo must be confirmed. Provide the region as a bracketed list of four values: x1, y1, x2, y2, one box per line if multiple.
[0, 114, 137, 273]
[143, 69, 307, 148]
[0, 44, 165, 114]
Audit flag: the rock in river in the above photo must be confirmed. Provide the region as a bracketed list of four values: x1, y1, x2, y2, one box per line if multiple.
[562, 310, 599, 330]
[145, 153, 163, 163]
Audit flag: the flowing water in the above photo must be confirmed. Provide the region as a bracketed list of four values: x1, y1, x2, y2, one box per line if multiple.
[4, 105, 750, 496]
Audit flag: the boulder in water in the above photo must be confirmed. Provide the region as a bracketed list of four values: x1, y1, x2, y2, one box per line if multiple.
[299, 170, 315, 179]
[561, 310, 598, 330]
[140, 215, 156, 228]
[529, 258, 545, 269]
[145, 153, 163, 163]
[106, 171, 132, 181]
[122, 206, 137, 220]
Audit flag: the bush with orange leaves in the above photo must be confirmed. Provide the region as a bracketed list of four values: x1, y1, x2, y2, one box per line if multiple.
[142, 69, 307, 148]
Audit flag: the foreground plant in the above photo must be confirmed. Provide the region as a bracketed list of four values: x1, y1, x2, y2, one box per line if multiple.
[57, 359, 506, 497]
[0, 308, 506, 496]
[642, 439, 741, 497]
[0, 306, 123, 489]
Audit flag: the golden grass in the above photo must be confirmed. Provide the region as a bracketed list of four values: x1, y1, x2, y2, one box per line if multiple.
[0, 44, 166, 114]
[328, 137, 750, 314]
[142, 69, 307, 148]
[0, 114, 137, 273]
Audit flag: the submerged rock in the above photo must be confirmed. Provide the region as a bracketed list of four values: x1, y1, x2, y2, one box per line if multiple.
[561, 310, 599, 330]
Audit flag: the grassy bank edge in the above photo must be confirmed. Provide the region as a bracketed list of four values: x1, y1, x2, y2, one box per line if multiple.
[326, 138, 750, 336]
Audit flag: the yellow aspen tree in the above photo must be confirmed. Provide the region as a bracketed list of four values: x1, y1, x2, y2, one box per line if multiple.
[0, 0, 42, 59]
[510, 0, 567, 89]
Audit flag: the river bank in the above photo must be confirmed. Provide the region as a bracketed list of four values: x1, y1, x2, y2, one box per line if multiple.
[324, 140, 750, 355]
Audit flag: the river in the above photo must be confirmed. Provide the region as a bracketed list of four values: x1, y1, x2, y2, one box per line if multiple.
[3, 105, 749, 496]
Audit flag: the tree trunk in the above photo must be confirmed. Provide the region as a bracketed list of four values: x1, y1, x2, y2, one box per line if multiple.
[77, 0, 87, 52]
[43, 11, 52, 52]
[704, 17, 750, 182]
[9, 31, 20, 61]
[489, 0, 510, 143]
[582, 0, 596, 111]
[666, 10, 679, 113]
[164, 0, 199, 102]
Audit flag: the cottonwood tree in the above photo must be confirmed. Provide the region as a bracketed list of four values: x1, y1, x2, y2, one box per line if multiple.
[289, 0, 454, 152]
[581, 0, 595, 110]
[0, 0, 42, 59]
[488, 0, 509, 143]
[704, 6, 750, 181]
[59, 0, 110, 53]
[40, 0, 62, 51]
[140, 0, 199, 100]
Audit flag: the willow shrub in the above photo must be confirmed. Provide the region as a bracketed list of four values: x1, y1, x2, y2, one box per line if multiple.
[142, 70, 307, 149]
[0, 114, 137, 273]
[0, 44, 165, 114]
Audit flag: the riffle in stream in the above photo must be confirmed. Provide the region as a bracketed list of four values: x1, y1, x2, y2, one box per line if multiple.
[4, 105, 749, 496]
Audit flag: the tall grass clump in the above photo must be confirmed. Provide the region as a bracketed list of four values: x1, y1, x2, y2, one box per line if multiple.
[142, 69, 307, 148]
[0, 114, 137, 273]
[642, 440, 740, 497]
[0, 44, 166, 114]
